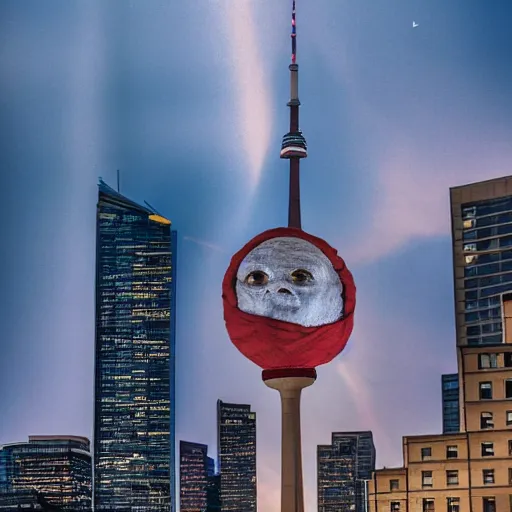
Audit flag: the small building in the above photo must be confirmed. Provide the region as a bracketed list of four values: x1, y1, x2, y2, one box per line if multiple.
[0, 436, 91, 511]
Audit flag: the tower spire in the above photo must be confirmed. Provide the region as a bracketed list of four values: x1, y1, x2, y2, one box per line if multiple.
[280, 0, 307, 229]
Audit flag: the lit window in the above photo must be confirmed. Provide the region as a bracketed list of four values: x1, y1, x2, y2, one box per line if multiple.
[421, 447, 432, 461]
[481, 442, 494, 457]
[507, 411, 512, 426]
[483, 469, 494, 484]
[390, 502, 400, 512]
[481, 412, 494, 429]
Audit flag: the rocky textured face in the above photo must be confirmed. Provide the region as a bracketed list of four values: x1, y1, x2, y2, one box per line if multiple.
[235, 237, 344, 327]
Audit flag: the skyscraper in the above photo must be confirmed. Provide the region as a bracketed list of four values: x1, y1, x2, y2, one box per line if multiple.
[94, 180, 177, 511]
[0, 435, 92, 510]
[179, 441, 210, 512]
[442, 373, 460, 433]
[369, 176, 512, 512]
[217, 400, 257, 512]
[317, 431, 376, 512]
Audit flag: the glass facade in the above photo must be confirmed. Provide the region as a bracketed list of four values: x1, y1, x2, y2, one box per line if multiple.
[462, 196, 512, 345]
[442, 373, 460, 433]
[317, 431, 376, 512]
[0, 436, 92, 510]
[94, 180, 176, 511]
[217, 400, 257, 512]
[179, 441, 209, 512]
[206, 474, 221, 512]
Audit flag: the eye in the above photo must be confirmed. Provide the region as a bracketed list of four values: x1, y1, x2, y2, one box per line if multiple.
[291, 269, 313, 283]
[245, 270, 269, 286]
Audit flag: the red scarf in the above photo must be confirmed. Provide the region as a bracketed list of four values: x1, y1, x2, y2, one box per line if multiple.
[222, 227, 356, 370]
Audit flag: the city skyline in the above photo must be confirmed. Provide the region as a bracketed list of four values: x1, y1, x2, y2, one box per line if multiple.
[2, 1, 512, 511]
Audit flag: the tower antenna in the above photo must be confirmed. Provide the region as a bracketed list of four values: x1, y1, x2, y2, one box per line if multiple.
[280, 0, 307, 229]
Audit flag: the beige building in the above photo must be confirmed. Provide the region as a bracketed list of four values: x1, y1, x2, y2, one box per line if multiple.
[369, 177, 512, 512]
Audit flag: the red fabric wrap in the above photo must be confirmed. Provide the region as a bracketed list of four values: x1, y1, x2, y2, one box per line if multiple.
[222, 227, 356, 370]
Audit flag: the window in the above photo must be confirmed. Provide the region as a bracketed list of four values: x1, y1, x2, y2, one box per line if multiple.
[390, 503, 400, 512]
[446, 470, 459, 486]
[446, 445, 458, 458]
[509, 468, 512, 485]
[483, 469, 495, 484]
[481, 412, 494, 429]
[509, 440, 512, 456]
[447, 497, 460, 512]
[506, 379, 512, 398]
[422, 471, 433, 488]
[483, 497, 496, 512]
[482, 442, 494, 456]
[507, 411, 512, 426]
[480, 382, 493, 400]
[389, 479, 399, 491]
[479, 353, 498, 369]
[423, 498, 435, 512]
[505, 352, 512, 367]
[421, 447, 432, 460]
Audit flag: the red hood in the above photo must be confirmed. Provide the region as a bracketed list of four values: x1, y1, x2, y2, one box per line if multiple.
[222, 227, 356, 370]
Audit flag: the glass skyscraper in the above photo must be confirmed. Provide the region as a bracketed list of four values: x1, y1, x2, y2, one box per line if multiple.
[217, 400, 256, 512]
[459, 194, 512, 346]
[0, 435, 92, 510]
[179, 441, 210, 512]
[94, 180, 177, 511]
[317, 431, 376, 512]
[441, 373, 460, 433]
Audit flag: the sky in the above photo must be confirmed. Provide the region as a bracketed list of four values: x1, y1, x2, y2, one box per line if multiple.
[1, 0, 512, 510]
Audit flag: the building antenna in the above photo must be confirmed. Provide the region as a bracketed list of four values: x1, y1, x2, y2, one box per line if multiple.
[280, 0, 307, 229]
[116, 169, 120, 193]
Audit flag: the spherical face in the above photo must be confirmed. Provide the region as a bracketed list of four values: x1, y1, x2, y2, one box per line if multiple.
[222, 227, 357, 371]
[235, 237, 343, 327]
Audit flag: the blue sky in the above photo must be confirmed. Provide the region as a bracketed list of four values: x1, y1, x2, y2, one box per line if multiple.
[1, 1, 512, 510]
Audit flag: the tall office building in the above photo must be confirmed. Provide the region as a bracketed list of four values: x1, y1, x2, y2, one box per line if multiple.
[179, 441, 212, 512]
[206, 474, 221, 512]
[369, 176, 512, 512]
[317, 431, 376, 512]
[442, 373, 460, 433]
[94, 180, 177, 511]
[217, 400, 257, 511]
[0, 435, 92, 510]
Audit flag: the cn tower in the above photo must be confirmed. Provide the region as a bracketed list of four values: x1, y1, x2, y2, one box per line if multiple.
[280, 0, 307, 229]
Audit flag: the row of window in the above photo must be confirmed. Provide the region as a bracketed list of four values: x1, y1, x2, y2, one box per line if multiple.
[479, 379, 512, 399]
[478, 352, 512, 369]
[420, 467, 512, 487]
[418, 440, 512, 461]
[480, 410, 512, 428]
[389, 496, 498, 512]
